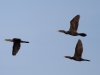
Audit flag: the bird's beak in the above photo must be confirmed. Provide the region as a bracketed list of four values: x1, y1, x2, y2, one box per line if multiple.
[4, 40, 7, 41]
[57, 30, 59, 32]
[4, 39, 12, 42]
[64, 56, 66, 58]
[58, 30, 63, 32]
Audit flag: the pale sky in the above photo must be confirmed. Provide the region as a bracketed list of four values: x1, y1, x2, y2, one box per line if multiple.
[0, 0, 100, 75]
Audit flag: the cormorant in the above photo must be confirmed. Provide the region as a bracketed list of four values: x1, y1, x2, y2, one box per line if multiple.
[64, 39, 90, 62]
[5, 38, 29, 56]
[58, 15, 87, 37]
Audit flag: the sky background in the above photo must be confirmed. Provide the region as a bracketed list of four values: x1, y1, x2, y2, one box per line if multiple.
[0, 0, 100, 75]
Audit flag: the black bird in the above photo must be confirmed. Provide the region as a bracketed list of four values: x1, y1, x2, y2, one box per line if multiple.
[58, 15, 87, 37]
[5, 38, 29, 56]
[64, 39, 90, 62]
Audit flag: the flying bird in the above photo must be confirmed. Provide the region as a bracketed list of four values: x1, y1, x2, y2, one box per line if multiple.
[58, 15, 87, 37]
[64, 39, 90, 62]
[5, 38, 29, 56]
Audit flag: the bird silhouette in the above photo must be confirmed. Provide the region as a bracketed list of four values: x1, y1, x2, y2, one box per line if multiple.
[5, 38, 29, 56]
[64, 39, 90, 62]
[58, 15, 87, 37]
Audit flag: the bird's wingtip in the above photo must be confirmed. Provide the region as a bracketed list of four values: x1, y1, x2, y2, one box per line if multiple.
[78, 39, 81, 41]
[77, 14, 80, 16]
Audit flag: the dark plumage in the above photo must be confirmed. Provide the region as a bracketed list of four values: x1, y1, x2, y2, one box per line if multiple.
[5, 38, 29, 56]
[58, 15, 87, 37]
[64, 39, 90, 62]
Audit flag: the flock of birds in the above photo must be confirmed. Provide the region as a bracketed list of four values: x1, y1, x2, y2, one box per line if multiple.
[4, 15, 90, 62]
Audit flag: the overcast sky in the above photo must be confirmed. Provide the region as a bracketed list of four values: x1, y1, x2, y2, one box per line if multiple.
[0, 0, 100, 75]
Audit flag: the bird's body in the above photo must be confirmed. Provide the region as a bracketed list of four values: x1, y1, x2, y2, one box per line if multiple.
[64, 39, 90, 62]
[63, 30, 78, 36]
[5, 38, 29, 56]
[58, 15, 87, 37]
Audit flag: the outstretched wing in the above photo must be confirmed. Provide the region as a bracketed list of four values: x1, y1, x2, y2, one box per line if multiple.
[74, 39, 83, 58]
[12, 42, 21, 56]
[69, 15, 80, 32]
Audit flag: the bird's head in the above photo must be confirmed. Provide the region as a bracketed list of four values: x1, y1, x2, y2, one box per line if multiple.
[64, 56, 73, 59]
[4, 39, 13, 42]
[58, 30, 65, 32]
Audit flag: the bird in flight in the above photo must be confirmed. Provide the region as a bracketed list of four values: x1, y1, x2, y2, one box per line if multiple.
[64, 39, 90, 62]
[58, 15, 87, 37]
[5, 38, 29, 56]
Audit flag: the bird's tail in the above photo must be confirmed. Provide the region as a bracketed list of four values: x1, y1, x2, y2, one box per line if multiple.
[21, 41, 29, 43]
[82, 59, 90, 61]
[78, 33, 87, 37]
